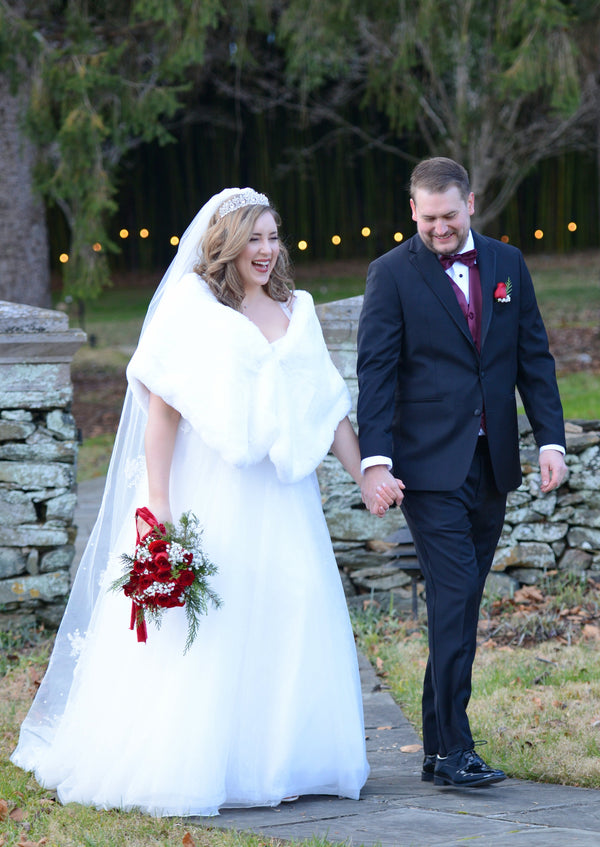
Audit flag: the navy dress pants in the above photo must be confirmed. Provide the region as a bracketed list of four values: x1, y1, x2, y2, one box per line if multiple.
[401, 437, 507, 757]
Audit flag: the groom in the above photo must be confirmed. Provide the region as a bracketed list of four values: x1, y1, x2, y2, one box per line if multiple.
[357, 157, 567, 787]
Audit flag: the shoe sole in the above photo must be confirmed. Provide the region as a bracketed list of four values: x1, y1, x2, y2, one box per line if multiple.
[433, 774, 506, 787]
[421, 771, 434, 782]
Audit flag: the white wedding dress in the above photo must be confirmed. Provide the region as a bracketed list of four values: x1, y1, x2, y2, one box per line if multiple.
[12, 276, 369, 817]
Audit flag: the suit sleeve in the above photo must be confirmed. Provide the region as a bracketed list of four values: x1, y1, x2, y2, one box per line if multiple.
[356, 257, 404, 462]
[515, 254, 565, 450]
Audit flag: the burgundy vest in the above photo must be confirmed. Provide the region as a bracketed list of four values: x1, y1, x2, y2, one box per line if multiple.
[449, 263, 481, 352]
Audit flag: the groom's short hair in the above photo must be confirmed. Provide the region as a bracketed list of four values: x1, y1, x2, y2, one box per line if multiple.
[410, 157, 471, 202]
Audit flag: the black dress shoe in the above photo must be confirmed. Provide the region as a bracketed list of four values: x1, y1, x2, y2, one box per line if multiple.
[434, 748, 506, 787]
[421, 753, 437, 782]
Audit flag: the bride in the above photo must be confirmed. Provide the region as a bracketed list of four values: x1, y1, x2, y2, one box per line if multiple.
[11, 188, 400, 817]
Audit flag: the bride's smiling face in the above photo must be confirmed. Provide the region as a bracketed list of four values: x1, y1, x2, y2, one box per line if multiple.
[234, 211, 280, 294]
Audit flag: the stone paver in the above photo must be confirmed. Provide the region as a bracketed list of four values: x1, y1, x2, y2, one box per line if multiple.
[74, 478, 600, 846]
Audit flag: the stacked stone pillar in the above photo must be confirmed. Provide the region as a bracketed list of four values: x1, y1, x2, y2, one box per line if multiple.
[0, 301, 85, 628]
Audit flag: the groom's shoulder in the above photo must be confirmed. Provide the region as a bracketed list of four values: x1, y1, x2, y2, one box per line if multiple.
[475, 231, 523, 261]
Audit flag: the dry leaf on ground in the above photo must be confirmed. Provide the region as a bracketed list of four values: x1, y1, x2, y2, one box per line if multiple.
[400, 744, 423, 753]
[514, 586, 545, 605]
[10, 807, 26, 822]
[0, 799, 8, 820]
[182, 834, 196, 847]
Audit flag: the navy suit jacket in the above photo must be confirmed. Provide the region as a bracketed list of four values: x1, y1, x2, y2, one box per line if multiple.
[356, 231, 565, 493]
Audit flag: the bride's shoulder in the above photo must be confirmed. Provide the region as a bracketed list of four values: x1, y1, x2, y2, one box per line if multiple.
[178, 272, 215, 300]
[290, 288, 313, 302]
[288, 289, 315, 314]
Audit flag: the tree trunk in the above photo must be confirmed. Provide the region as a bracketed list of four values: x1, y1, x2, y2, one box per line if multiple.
[0, 75, 51, 308]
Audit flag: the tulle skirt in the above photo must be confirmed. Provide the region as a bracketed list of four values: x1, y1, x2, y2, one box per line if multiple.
[12, 427, 369, 816]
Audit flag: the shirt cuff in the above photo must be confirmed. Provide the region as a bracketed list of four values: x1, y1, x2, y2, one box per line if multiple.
[361, 455, 393, 474]
[539, 444, 566, 455]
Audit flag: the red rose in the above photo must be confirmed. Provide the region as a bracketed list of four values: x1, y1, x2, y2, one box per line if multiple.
[159, 594, 184, 608]
[153, 551, 171, 569]
[156, 570, 173, 583]
[494, 282, 507, 299]
[148, 539, 168, 554]
[138, 574, 155, 591]
[123, 579, 137, 597]
[177, 569, 195, 588]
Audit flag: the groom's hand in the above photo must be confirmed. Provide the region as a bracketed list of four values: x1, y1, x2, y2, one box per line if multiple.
[361, 465, 405, 516]
[539, 449, 568, 493]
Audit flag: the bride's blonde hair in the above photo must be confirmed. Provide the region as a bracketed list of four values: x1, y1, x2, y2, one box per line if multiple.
[195, 203, 294, 311]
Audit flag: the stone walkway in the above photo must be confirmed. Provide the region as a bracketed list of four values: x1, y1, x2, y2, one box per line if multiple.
[75, 478, 600, 846]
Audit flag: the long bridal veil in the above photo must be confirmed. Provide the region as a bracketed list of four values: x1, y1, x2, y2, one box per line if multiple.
[13, 188, 247, 757]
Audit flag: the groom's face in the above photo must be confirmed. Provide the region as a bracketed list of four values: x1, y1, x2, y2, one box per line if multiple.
[410, 186, 474, 256]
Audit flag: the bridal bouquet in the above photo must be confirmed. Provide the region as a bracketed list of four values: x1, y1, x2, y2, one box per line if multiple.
[111, 507, 221, 653]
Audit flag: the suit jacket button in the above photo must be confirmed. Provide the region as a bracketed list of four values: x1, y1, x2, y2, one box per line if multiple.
[474, 408, 482, 416]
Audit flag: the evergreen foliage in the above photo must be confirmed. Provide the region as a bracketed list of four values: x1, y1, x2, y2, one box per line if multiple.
[0, 0, 220, 299]
[276, 0, 596, 228]
[0, 1, 597, 301]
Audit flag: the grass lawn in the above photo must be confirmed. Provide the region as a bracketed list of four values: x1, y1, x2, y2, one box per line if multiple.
[353, 568, 600, 788]
[353, 599, 600, 788]
[68, 250, 600, 342]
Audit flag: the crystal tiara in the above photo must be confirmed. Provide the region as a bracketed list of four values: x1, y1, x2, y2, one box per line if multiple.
[218, 189, 270, 218]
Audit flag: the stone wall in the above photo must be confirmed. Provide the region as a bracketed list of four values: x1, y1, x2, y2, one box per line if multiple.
[0, 301, 85, 628]
[315, 296, 600, 609]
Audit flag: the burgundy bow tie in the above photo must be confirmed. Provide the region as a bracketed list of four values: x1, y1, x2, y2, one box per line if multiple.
[439, 248, 478, 270]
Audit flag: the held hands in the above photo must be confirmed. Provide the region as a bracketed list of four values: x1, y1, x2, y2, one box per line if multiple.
[361, 465, 405, 517]
[539, 449, 568, 493]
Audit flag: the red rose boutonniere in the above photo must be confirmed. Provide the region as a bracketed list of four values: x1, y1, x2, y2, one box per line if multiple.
[111, 508, 221, 653]
[494, 277, 512, 303]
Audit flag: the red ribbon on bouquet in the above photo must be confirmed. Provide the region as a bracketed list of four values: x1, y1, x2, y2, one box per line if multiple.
[129, 506, 166, 643]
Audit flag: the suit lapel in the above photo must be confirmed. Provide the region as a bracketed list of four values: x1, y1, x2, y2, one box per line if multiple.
[472, 233, 496, 351]
[408, 236, 475, 350]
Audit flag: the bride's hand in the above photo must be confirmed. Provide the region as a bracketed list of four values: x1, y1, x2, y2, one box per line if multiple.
[138, 502, 172, 538]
